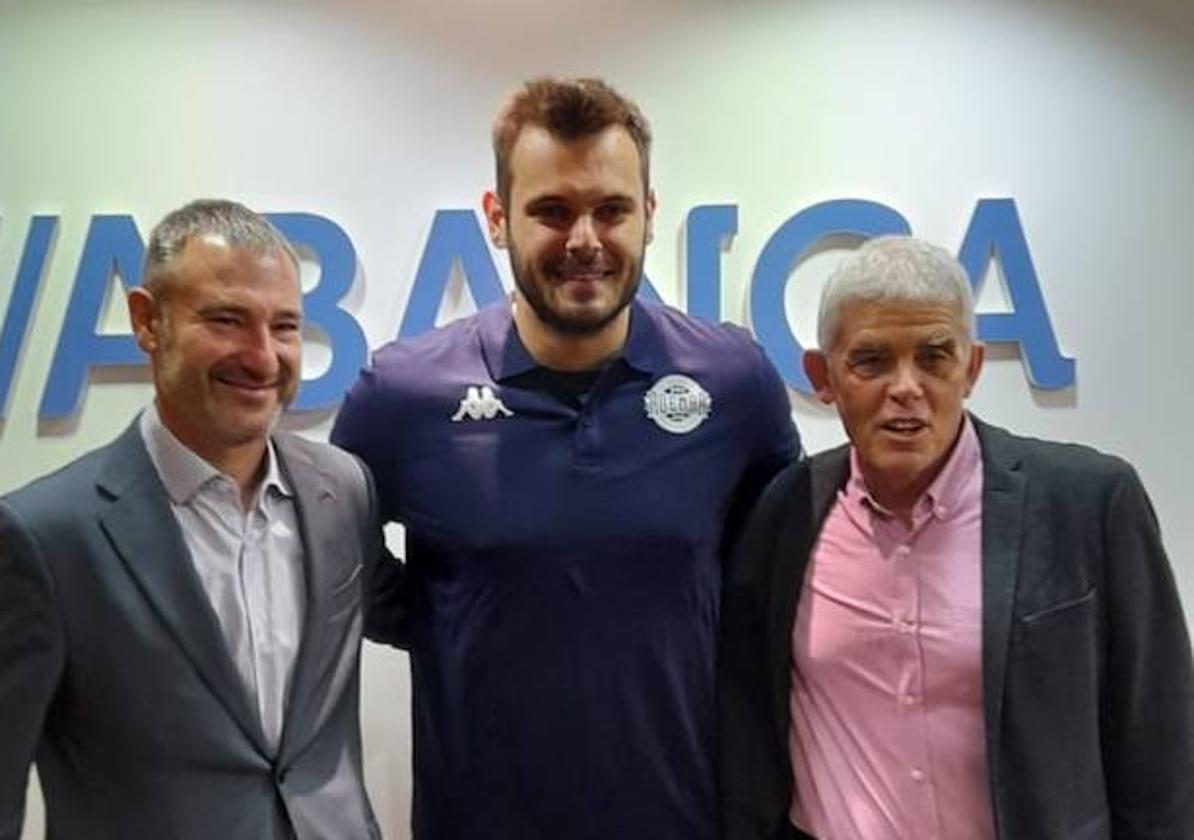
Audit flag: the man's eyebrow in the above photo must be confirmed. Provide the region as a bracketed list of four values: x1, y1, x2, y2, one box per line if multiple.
[847, 340, 886, 353]
[195, 303, 303, 321]
[196, 302, 246, 316]
[525, 191, 637, 207]
[922, 334, 958, 348]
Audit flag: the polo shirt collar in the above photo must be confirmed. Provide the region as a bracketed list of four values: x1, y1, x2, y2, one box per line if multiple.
[478, 298, 537, 381]
[478, 296, 665, 380]
[139, 403, 291, 506]
[619, 299, 666, 376]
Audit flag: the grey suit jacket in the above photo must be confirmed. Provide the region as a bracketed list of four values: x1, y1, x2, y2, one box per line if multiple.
[0, 421, 384, 840]
[718, 416, 1194, 840]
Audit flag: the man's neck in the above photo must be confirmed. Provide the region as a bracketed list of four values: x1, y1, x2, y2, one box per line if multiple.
[511, 296, 629, 371]
[856, 418, 969, 528]
[156, 402, 268, 511]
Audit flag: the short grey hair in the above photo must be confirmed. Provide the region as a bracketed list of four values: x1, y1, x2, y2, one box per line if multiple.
[142, 198, 299, 296]
[817, 235, 976, 350]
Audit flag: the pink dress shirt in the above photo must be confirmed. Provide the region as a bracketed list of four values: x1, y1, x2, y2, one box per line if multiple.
[789, 418, 995, 840]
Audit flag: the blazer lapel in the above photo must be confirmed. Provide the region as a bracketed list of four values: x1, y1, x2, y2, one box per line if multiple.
[96, 423, 270, 755]
[768, 447, 849, 757]
[272, 434, 342, 759]
[974, 417, 1026, 797]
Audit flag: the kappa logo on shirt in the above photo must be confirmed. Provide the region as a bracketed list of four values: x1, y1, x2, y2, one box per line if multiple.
[451, 385, 514, 422]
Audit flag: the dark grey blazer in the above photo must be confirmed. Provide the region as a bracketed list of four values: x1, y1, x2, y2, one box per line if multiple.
[0, 421, 384, 840]
[718, 417, 1194, 840]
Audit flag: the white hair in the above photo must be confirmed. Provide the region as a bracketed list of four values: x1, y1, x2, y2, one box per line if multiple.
[816, 235, 976, 350]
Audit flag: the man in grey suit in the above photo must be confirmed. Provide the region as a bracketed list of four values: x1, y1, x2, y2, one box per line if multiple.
[0, 200, 383, 839]
[718, 236, 1194, 839]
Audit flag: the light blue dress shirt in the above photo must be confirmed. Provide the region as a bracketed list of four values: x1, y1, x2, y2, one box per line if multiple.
[140, 406, 305, 753]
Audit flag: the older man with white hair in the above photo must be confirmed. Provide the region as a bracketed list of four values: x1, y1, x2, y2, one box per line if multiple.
[718, 236, 1194, 840]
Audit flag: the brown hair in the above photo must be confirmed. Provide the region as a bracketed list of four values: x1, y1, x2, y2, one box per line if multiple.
[492, 77, 652, 205]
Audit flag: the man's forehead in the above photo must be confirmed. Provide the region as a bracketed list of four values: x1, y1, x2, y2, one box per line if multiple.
[508, 124, 644, 197]
[175, 235, 290, 275]
[167, 238, 298, 298]
[831, 300, 966, 349]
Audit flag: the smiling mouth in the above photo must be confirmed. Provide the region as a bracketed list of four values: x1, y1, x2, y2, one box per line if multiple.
[215, 375, 281, 395]
[551, 255, 617, 278]
[554, 267, 614, 283]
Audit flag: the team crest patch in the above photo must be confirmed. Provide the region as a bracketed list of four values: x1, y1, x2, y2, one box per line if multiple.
[644, 374, 712, 434]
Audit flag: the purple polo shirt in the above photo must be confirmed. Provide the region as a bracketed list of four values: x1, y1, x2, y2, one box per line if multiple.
[332, 298, 799, 840]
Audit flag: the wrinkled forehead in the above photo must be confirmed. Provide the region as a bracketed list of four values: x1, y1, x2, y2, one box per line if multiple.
[832, 297, 971, 349]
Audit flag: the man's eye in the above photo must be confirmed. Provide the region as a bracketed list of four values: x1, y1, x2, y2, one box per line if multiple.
[919, 346, 953, 365]
[208, 315, 238, 327]
[594, 204, 628, 224]
[848, 355, 885, 375]
[533, 205, 571, 224]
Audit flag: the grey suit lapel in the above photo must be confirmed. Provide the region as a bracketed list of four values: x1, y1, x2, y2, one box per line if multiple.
[96, 423, 270, 755]
[974, 417, 1026, 802]
[272, 433, 343, 759]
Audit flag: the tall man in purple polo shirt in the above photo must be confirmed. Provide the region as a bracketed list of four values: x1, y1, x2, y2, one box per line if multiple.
[718, 236, 1194, 839]
[332, 78, 800, 838]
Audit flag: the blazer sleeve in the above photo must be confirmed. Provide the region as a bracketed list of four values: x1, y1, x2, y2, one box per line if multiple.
[0, 501, 65, 840]
[718, 466, 804, 840]
[1101, 467, 1194, 837]
[352, 454, 408, 649]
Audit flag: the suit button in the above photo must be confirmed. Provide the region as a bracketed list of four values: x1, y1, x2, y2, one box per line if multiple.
[276, 767, 289, 785]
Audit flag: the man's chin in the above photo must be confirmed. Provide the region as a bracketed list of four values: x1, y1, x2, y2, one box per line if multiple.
[212, 404, 282, 437]
[541, 287, 637, 333]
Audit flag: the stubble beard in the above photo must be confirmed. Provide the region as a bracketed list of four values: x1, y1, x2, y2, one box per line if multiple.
[508, 239, 646, 337]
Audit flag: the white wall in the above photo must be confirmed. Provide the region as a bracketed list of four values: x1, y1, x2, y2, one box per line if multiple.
[2, 0, 1192, 836]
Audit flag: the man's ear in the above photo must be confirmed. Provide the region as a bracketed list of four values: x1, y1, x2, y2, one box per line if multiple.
[963, 341, 985, 397]
[803, 350, 836, 405]
[127, 288, 161, 354]
[644, 189, 656, 245]
[482, 190, 507, 249]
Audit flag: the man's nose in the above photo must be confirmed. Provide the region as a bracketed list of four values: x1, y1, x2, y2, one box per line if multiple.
[238, 322, 281, 375]
[888, 360, 925, 402]
[565, 214, 600, 257]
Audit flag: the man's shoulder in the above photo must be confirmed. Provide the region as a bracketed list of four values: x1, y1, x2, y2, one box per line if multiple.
[1, 434, 130, 527]
[975, 417, 1138, 488]
[635, 302, 783, 407]
[274, 430, 366, 486]
[369, 307, 490, 377]
[764, 444, 848, 499]
[639, 301, 762, 360]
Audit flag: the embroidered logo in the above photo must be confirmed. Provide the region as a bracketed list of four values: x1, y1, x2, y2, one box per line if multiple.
[644, 374, 712, 434]
[451, 385, 513, 422]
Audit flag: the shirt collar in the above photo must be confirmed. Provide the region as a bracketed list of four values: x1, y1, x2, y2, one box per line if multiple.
[139, 404, 291, 506]
[847, 413, 981, 522]
[478, 296, 665, 381]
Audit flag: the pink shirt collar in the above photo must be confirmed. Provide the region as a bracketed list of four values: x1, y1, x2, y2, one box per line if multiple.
[846, 414, 981, 526]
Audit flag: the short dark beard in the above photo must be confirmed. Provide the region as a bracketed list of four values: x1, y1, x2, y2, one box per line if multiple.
[507, 240, 645, 337]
